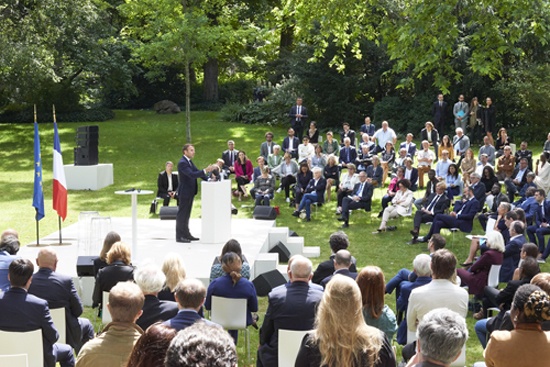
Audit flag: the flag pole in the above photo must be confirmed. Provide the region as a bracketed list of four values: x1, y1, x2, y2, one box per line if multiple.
[51, 104, 70, 246]
[34, 105, 41, 246]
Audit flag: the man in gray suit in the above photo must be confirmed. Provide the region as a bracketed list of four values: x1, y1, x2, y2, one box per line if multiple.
[260, 132, 277, 159]
[453, 94, 469, 131]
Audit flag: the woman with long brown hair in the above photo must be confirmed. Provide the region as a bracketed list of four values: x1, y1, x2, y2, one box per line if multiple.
[295, 275, 396, 367]
[126, 323, 177, 367]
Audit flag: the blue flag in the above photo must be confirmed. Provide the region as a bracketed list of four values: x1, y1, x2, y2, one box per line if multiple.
[33, 122, 45, 221]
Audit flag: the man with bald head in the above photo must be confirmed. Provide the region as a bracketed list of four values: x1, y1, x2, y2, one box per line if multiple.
[28, 248, 94, 353]
[320, 250, 358, 288]
[257, 255, 323, 367]
[1, 228, 18, 239]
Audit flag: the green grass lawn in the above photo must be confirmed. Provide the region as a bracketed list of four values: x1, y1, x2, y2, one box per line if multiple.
[1, 110, 548, 366]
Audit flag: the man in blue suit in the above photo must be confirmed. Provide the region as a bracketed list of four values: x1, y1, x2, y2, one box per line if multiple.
[518, 187, 538, 225]
[289, 98, 308, 140]
[337, 171, 373, 228]
[418, 186, 480, 242]
[339, 137, 357, 168]
[526, 189, 550, 257]
[0, 259, 74, 367]
[399, 133, 417, 160]
[176, 144, 213, 243]
[163, 278, 218, 331]
[28, 249, 94, 354]
[470, 173, 487, 206]
[500, 221, 527, 282]
[360, 116, 375, 137]
[257, 256, 323, 367]
[292, 167, 326, 222]
[282, 128, 300, 159]
[320, 250, 358, 288]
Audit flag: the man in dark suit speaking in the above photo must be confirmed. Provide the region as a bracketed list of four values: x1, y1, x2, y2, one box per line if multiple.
[157, 161, 179, 207]
[176, 144, 214, 243]
[289, 98, 308, 140]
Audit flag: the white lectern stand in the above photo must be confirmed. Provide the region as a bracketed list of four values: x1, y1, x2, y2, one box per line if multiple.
[201, 180, 232, 243]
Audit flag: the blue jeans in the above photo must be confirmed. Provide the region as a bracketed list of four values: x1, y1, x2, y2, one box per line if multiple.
[475, 318, 489, 348]
[298, 193, 318, 219]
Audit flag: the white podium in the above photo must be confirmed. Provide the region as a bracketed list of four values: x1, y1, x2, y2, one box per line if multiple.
[65, 164, 113, 190]
[201, 180, 232, 244]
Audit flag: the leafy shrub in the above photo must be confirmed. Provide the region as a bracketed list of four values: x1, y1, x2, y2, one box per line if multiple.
[373, 94, 433, 136]
[0, 108, 115, 124]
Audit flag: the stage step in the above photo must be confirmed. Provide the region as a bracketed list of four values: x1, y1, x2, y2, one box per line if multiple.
[277, 264, 289, 281]
[253, 253, 279, 280]
[302, 246, 321, 258]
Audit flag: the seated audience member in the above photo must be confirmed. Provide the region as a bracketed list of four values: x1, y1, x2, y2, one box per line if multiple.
[404, 250, 468, 360]
[292, 167, 326, 222]
[320, 250, 358, 288]
[378, 166, 405, 217]
[272, 153, 299, 202]
[445, 163, 462, 201]
[372, 120, 397, 155]
[134, 262, 178, 331]
[339, 137, 357, 168]
[526, 189, 550, 258]
[407, 308, 468, 367]
[499, 220, 528, 282]
[356, 266, 398, 341]
[126, 324, 177, 367]
[337, 171, 373, 228]
[417, 140, 435, 188]
[164, 278, 217, 331]
[359, 132, 375, 152]
[234, 150, 253, 201]
[409, 182, 450, 244]
[208, 159, 225, 182]
[484, 284, 550, 367]
[403, 158, 418, 191]
[306, 121, 319, 143]
[355, 144, 374, 172]
[457, 231, 504, 296]
[157, 161, 179, 207]
[298, 136, 315, 163]
[0, 234, 21, 291]
[309, 144, 326, 172]
[481, 165, 499, 205]
[496, 146, 515, 180]
[260, 132, 277, 159]
[414, 169, 439, 210]
[545, 133, 550, 152]
[323, 154, 339, 202]
[515, 141, 533, 170]
[517, 187, 538, 225]
[373, 179, 414, 234]
[92, 241, 134, 309]
[1, 228, 18, 239]
[159, 252, 186, 301]
[534, 151, 550, 194]
[282, 128, 300, 159]
[360, 116, 375, 137]
[312, 231, 358, 284]
[435, 149, 451, 181]
[257, 256, 323, 367]
[76, 282, 144, 367]
[505, 157, 531, 202]
[267, 145, 282, 173]
[294, 162, 313, 210]
[165, 322, 237, 367]
[400, 133, 417, 159]
[322, 131, 339, 156]
[336, 164, 361, 211]
[392, 148, 407, 175]
[295, 275, 396, 367]
[254, 166, 275, 206]
[0, 259, 74, 367]
[205, 252, 258, 344]
[479, 194, 510, 232]
[209, 239, 250, 283]
[476, 153, 494, 176]
[366, 155, 384, 188]
[461, 148, 476, 186]
[479, 135, 496, 166]
[221, 140, 239, 177]
[512, 243, 540, 281]
[495, 128, 511, 158]
[380, 141, 396, 187]
[420, 121, 439, 161]
[453, 127, 470, 165]
[340, 122, 356, 147]
[439, 135, 455, 162]
[470, 172, 487, 205]
[514, 172, 537, 204]
[28, 248, 94, 353]
[252, 156, 269, 183]
[386, 254, 432, 346]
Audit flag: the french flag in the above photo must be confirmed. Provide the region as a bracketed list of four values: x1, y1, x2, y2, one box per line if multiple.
[53, 122, 68, 221]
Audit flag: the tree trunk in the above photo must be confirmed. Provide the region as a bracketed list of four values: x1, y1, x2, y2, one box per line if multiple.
[202, 57, 219, 101]
[185, 58, 191, 143]
[279, 17, 295, 57]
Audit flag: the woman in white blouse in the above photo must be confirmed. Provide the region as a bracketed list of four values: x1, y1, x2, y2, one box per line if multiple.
[335, 164, 360, 215]
[298, 136, 315, 163]
[535, 152, 550, 194]
[372, 179, 414, 233]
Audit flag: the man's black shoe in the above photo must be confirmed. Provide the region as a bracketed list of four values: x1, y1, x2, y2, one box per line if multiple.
[337, 216, 345, 222]
[341, 223, 349, 228]
[188, 235, 199, 241]
[306, 218, 311, 222]
[291, 211, 300, 217]
[176, 237, 191, 243]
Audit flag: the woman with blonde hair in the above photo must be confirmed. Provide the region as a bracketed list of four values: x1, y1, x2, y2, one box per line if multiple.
[295, 275, 396, 367]
[461, 148, 476, 185]
[93, 231, 121, 276]
[323, 154, 339, 202]
[158, 252, 187, 301]
[356, 266, 397, 341]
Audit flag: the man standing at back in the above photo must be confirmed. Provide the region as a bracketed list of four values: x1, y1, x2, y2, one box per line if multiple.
[453, 94, 469, 131]
[257, 255, 323, 367]
[432, 93, 448, 136]
[289, 98, 308, 140]
[28, 248, 94, 354]
[176, 144, 213, 243]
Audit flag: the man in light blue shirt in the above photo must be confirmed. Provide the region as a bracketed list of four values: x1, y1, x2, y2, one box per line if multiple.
[372, 121, 397, 154]
[435, 150, 451, 181]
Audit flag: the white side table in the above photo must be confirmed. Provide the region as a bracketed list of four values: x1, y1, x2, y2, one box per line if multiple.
[114, 190, 154, 257]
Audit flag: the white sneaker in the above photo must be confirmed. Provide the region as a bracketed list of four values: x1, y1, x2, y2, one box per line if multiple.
[286, 197, 290, 203]
[276, 187, 282, 193]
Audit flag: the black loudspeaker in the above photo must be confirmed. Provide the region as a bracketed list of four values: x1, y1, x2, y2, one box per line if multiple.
[252, 269, 287, 297]
[159, 206, 178, 220]
[77, 256, 97, 277]
[74, 125, 99, 166]
[269, 241, 291, 262]
[253, 206, 277, 220]
[289, 230, 298, 237]
[74, 146, 99, 165]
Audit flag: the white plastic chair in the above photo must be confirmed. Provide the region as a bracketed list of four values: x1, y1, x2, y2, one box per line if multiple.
[0, 330, 42, 367]
[102, 291, 112, 324]
[486, 217, 497, 236]
[210, 296, 250, 365]
[0, 354, 28, 367]
[488, 264, 502, 288]
[278, 329, 311, 367]
[50, 308, 66, 345]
